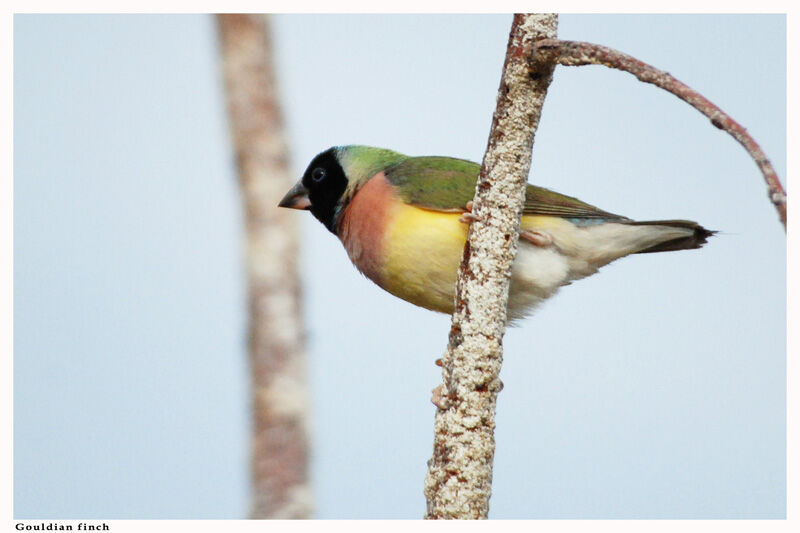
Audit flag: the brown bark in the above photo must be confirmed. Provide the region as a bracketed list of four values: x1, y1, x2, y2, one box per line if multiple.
[216, 14, 311, 519]
[424, 13, 558, 520]
[536, 39, 787, 230]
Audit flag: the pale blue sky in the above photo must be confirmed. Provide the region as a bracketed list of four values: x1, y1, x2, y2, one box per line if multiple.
[14, 14, 785, 519]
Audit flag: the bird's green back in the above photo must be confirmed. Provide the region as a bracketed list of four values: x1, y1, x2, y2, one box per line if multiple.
[384, 155, 627, 220]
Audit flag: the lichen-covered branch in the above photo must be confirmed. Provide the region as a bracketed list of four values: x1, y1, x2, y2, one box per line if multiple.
[536, 39, 787, 230]
[423, 14, 558, 520]
[217, 14, 312, 519]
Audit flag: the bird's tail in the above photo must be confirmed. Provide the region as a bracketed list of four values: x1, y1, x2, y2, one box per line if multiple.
[624, 219, 716, 254]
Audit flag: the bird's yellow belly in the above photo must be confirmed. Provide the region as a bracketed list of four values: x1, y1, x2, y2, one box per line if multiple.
[377, 207, 579, 315]
[380, 205, 467, 314]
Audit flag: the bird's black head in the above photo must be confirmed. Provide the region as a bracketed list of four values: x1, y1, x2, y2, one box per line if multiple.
[278, 147, 348, 233]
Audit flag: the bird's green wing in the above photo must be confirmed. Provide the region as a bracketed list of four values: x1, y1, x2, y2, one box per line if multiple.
[384, 156, 479, 212]
[384, 156, 627, 220]
[523, 184, 626, 220]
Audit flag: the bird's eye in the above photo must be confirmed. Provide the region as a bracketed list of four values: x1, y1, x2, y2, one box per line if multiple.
[311, 167, 326, 183]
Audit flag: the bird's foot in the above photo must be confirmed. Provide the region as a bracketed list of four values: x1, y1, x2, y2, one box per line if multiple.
[520, 229, 553, 247]
[430, 384, 451, 409]
[458, 201, 480, 224]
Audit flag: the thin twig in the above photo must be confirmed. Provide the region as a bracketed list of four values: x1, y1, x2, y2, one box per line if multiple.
[423, 14, 558, 520]
[536, 39, 786, 230]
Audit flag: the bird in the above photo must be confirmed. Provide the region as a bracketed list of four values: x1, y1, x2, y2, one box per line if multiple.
[279, 145, 714, 322]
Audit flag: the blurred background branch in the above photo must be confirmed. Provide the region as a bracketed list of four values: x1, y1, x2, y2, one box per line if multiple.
[217, 13, 311, 519]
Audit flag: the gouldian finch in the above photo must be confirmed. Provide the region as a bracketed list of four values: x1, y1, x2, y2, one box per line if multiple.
[279, 145, 713, 321]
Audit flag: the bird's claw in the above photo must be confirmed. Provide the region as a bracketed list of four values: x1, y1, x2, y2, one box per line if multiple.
[520, 229, 553, 247]
[458, 201, 481, 224]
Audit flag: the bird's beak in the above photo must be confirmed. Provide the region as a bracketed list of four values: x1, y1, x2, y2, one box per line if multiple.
[278, 182, 312, 210]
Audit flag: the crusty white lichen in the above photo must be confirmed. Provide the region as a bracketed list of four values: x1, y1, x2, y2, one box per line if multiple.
[424, 13, 558, 520]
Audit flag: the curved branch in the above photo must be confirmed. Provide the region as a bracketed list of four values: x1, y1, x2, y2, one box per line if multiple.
[536, 39, 786, 230]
